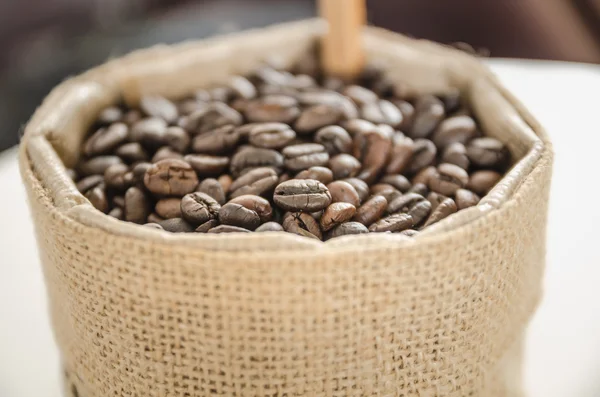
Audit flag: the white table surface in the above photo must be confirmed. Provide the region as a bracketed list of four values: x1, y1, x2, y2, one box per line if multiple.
[1, 59, 599, 397]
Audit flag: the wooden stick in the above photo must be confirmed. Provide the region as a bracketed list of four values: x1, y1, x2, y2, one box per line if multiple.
[318, 0, 366, 80]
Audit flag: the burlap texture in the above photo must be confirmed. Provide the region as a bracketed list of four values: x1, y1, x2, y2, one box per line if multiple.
[19, 20, 552, 397]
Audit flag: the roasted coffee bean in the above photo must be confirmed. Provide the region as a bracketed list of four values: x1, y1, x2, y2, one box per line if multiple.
[368, 213, 413, 233]
[218, 202, 261, 230]
[159, 218, 195, 233]
[85, 186, 108, 213]
[83, 123, 128, 156]
[423, 197, 457, 227]
[78, 156, 123, 176]
[97, 106, 123, 124]
[399, 229, 419, 237]
[412, 166, 437, 186]
[325, 222, 368, 240]
[408, 183, 429, 196]
[297, 91, 358, 119]
[329, 154, 361, 180]
[140, 95, 178, 123]
[386, 134, 413, 174]
[342, 178, 369, 202]
[292, 74, 317, 89]
[442, 142, 470, 170]
[388, 193, 431, 225]
[370, 184, 402, 203]
[455, 189, 481, 210]
[229, 167, 279, 198]
[343, 85, 378, 105]
[432, 115, 477, 148]
[282, 143, 329, 172]
[254, 65, 293, 85]
[248, 123, 296, 149]
[230, 147, 284, 177]
[310, 210, 324, 221]
[406, 139, 436, 174]
[467, 137, 509, 169]
[441, 89, 462, 113]
[147, 213, 164, 224]
[361, 100, 402, 127]
[104, 163, 130, 190]
[115, 142, 149, 163]
[353, 195, 387, 226]
[410, 95, 445, 138]
[315, 125, 353, 155]
[392, 99, 415, 131]
[209, 86, 232, 102]
[180, 192, 221, 225]
[218, 174, 233, 193]
[178, 99, 206, 115]
[131, 162, 152, 184]
[195, 219, 219, 233]
[327, 180, 361, 207]
[429, 163, 469, 196]
[197, 178, 226, 205]
[144, 159, 198, 196]
[229, 195, 273, 223]
[185, 102, 243, 134]
[274, 179, 331, 212]
[295, 104, 344, 133]
[164, 126, 190, 152]
[192, 125, 240, 154]
[155, 198, 182, 219]
[130, 117, 167, 144]
[295, 166, 334, 185]
[194, 89, 211, 102]
[152, 146, 184, 163]
[380, 174, 411, 193]
[124, 186, 150, 223]
[283, 212, 322, 240]
[342, 119, 377, 136]
[323, 76, 345, 91]
[245, 95, 300, 123]
[108, 207, 123, 220]
[320, 202, 357, 231]
[256, 222, 284, 232]
[184, 154, 229, 176]
[208, 225, 251, 233]
[112, 195, 125, 208]
[76, 174, 104, 193]
[228, 75, 257, 100]
[427, 192, 448, 212]
[230, 98, 249, 113]
[468, 170, 502, 195]
[123, 109, 142, 126]
[354, 128, 391, 183]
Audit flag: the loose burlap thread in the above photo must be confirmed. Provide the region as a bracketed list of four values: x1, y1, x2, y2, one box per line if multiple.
[19, 20, 552, 397]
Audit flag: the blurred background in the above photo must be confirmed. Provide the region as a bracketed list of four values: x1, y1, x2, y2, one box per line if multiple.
[2, 0, 600, 152]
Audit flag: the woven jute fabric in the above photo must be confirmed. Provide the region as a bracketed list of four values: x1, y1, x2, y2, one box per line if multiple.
[19, 20, 552, 397]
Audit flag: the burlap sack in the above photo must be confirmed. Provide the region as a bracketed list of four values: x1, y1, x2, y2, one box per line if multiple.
[19, 20, 552, 397]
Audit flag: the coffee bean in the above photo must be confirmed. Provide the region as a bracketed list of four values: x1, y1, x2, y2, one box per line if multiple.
[295, 104, 344, 133]
[432, 115, 477, 148]
[192, 125, 240, 154]
[180, 192, 221, 225]
[361, 100, 402, 127]
[329, 154, 361, 180]
[354, 128, 391, 183]
[283, 212, 322, 240]
[343, 85, 378, 105]
[254, 66, 294, 86]
[426, 192, 448, 212]
[197, 178, 226, 205]
[248, 123, 296, 149]
[408, 183, 429, 196]
[368, 213, 413, 233]
[130, 117, 168, 144]
[297, 91, 358, 119]
[144, 159, 199, 196]
[230, 147, 284, 177]
[380, 174, 411, 193]
[309, 210, 323, 221]
[78, 156, 123, 176]
[315, 125, 353, 155]
[123, 109, 142, 126]
[323, 76, 345, 91]
[468, 170, 502, 195]
[256, 222, 284, 232]
[217, 174, 233, 193]
[210, 86, 233, 102]
[399, 229, 419, 237]
[290, 74, 317, 89]
[115, 142, 149, 163]
[406, 139, 436, 174]
[353, 195, 387, 226]
[295, 166, 334, 185]
[283, 143, 329, 172]
[442, 142, 470, 170]
[423, 197, 457, 227]
[97, 106, 123, 124]
[83, 123, 128, 156]
[195, 219, 219, 233]
[455, 188, 480, 210]
[327, 180, 361, 207]
[229, 167, 279, 198]
[108, 207, 123, 220]
[185, 102, 243, 134]
[230, 98, 249, 113]
[229, 195, 273, 223]
[159, 218, 195, 233]
[184, 154, 230, 176]
[76, 174, 104, 193]
[429, 163, 469, 195]
[85, 186, 108, 213]
[104, 163, 130, 190]
[392, 100, 415, 131]
[467, 137, 509, 169]
[388, 193, 431, 225]
[274, 179, 331, 212]
[386, 134, 413, 174]
[154, 197, 182, 218]
[112, 195, 125, 208]
[412, 166, 437, 186]
[124, 186, 150, 223]
[152, 147, 184, 163]
[325, 222, 368, 240]
[164, 126, 190, 153]
[342, 119, 377, 136]
[208, 225, 251, 234]
[147, 213, 164, 224]
[245, 95, 300, 123]
[178, 99, 206, 116]
[410, 95, 445, 138]
[140, 95, 178, 123]
[228, 75, 257, 100]
[194, 89, 211, 102]
[320, 202, 356, 231]
[441, 89, 462, 113]
[131, 162, 152, 184]
[370, 184, 402, 203]
[218, 202, 261, 230]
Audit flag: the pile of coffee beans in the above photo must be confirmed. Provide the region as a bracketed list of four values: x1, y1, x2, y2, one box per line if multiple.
[69, 61, 510, 240]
